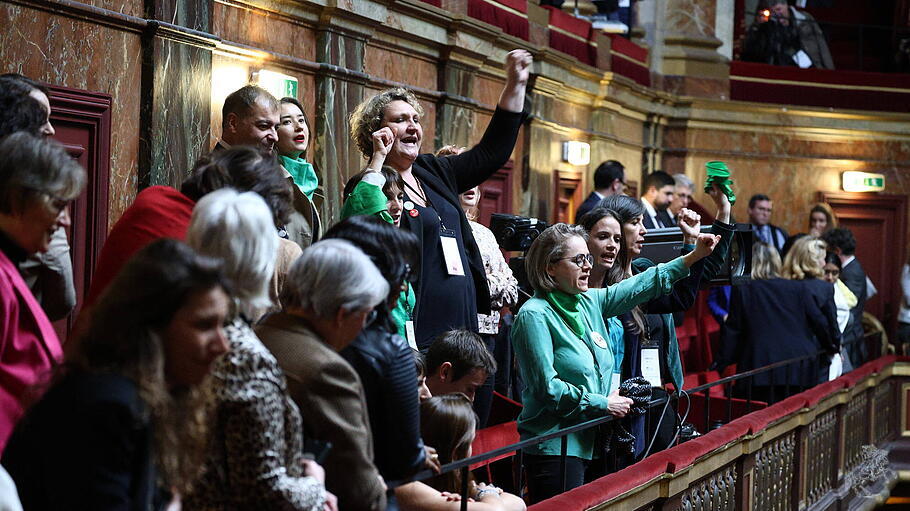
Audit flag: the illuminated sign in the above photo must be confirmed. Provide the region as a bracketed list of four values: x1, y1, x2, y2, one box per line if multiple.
[562, 141, 591, 166]
[254, 69, 299, 99]
[842, 171, 885, 192]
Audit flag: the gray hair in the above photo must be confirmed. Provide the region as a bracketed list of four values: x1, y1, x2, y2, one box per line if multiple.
[281, 239, 389, 318]
[0, 132, 85, 215]
[673, 173, 694, 190]
[525, 223, 588, 292]
[186, 188, 278, 317]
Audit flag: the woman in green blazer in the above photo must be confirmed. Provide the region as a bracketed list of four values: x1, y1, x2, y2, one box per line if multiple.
[511, 223, 718, 503]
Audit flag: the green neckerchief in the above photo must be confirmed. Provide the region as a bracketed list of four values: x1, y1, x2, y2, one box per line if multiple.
[544, 289, 585, 338]
[280, 155, 318, 201]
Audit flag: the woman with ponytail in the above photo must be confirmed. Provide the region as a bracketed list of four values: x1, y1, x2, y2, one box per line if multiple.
[600, 184, 734, 461]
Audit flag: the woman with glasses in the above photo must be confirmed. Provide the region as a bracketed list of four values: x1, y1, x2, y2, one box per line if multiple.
[511, 223, 718, 503]
[0, 133, 84, 450]
[256, 240, 390, 511]
[323, 216, 441, 505]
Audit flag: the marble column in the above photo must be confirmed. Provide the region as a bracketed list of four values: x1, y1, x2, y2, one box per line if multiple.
[435, 55, 479, 150]
[313, 25, 371, 224]
[139, 0, 214, 188]
[635, 0, 729, 99]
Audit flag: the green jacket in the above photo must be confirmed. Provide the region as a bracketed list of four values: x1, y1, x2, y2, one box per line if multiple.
[340, 178, 414, 340]
[511, 258, 689, 460]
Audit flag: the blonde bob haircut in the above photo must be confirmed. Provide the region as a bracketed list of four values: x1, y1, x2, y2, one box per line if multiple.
[349, 87, 424, 159]
[751, 242, 781, 280]
[782, 236, 827, 280]
[525, 223, 589, 293]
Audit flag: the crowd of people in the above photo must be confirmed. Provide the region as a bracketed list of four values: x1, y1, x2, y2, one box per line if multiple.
[0, 43, 877, 510]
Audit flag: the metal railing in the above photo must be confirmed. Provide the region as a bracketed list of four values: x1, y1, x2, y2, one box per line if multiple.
[388, 330, 886, 509]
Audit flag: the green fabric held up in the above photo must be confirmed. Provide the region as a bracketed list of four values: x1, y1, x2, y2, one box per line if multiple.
[543, 290, 585, 338]
[280, 155, 319, 201]
[340, 180, 394, 224]
[704, 160, 736, 206]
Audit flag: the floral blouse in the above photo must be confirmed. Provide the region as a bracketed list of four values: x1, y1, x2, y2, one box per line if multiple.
[470, 220, 519, 334]
[184, 317, 325, 511]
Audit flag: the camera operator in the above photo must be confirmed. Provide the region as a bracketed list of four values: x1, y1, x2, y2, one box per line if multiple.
[742, 0, 833, 70]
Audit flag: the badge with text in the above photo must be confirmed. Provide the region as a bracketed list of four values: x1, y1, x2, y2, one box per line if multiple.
[403, 200, 415, 211]
[439, 228, 465, 276]
[405, 321, 417, 350]
[641, 347, 662, 387]
[590, 331, 609, 349]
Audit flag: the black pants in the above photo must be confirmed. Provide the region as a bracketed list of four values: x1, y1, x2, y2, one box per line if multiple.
[523, 454, 589, 504]
[472, 334, 497, 428]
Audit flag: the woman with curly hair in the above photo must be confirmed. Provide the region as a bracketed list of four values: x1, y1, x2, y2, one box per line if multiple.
[3, 239, 231, 510]
[348, 50, 531, 350]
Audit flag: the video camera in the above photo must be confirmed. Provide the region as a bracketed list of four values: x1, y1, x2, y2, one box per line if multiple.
[490, 214, 549, 252]
[638, 224, 755, 286]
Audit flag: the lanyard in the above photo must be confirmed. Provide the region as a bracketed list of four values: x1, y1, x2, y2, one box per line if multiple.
[402, 177, 450, 231]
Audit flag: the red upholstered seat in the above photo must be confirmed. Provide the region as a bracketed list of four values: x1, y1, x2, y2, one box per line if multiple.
[469, 421, 520, 470]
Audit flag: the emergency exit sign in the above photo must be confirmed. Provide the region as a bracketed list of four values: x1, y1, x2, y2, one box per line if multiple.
[842, 171, 885, 192]
[255, 69, 298, 100]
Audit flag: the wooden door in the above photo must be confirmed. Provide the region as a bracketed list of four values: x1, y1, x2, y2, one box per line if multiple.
[477, 161, 514, 227]
[821, 192, 908, 334]
[554, 170, 583, 224]
[48, 85, 112, 341]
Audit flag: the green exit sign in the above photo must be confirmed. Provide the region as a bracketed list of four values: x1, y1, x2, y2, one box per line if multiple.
[256, 69, 299, 100]
[842, 171, 885, 192]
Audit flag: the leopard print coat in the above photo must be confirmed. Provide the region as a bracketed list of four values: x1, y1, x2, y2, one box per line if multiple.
[184, 317, 326, 510]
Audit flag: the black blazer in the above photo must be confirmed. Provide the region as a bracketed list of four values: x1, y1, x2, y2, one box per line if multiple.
[575, 192, 601, 221]
[340, 324, 425, 484]
[401, 107, 524, 316]
[642, 209, 674, 230]
[720, 278, 840, 387]
[840, 257, 867, 340]
[3, 371, 166, 511]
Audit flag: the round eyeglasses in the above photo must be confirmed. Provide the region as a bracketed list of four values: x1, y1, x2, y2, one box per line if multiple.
[558, 254, 594, 268]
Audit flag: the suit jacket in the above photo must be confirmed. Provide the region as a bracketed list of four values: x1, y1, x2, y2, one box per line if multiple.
[840, 257, 867, 359]
[3, 372, 166, 511]
[575, 192, 602, 221]
[256, 312, 386, 511]
[720, 278, 840, 387]
[642, 209, 674, 230]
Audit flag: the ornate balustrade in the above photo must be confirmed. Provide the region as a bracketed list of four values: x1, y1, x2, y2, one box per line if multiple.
[530, 356, 909, 511]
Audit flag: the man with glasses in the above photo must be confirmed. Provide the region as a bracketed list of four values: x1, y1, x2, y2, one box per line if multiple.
[576, 159, 626, 221]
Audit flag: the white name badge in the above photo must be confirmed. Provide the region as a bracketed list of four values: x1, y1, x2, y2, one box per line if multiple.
[611, 373, 621, 392]
[641, 348, 662, 387]
[440, 230, 465, 276]
[590, 331, 609, 349]
[405, 320, 417, 350]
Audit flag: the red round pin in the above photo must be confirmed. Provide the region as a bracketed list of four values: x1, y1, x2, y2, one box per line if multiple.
[409, 209, 419, 218]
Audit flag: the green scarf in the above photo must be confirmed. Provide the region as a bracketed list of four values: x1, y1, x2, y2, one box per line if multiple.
[544, 290, 585, 338]
[280, 155, 319, 201]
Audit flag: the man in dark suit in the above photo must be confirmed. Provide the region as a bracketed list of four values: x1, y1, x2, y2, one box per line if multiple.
[748, 194, 788, 254]
[640, 171, 676, 229]
[575, 159, 625, 220]
[822, 227, 868, 366]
